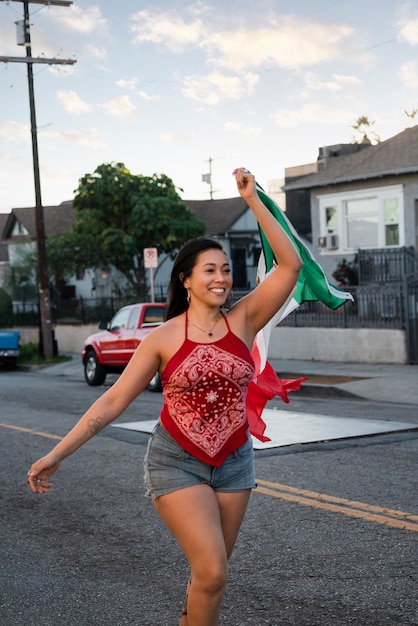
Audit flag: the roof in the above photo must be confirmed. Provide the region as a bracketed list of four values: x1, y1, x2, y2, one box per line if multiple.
[3, 201, 75, 241]
[1, 197, 248, 243]
[183, 197, 248, 235]
[284, 124, 418, 190]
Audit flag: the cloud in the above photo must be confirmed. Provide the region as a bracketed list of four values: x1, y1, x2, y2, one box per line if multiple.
[47, 4, 108, 35]
[206, 18, 355, 71]
[159, 131, 193, 142]
[272, 103, 354, 127]
[86, 44, 107, 59]
[399, 60, 418, 87]
[57, 90, 92, 115]
[138, 91, 161, 103]
[322, 74, 361, 91]
[116, 78, 138, 91]
[0, 121, 30, 143]
[131, 6, 356, 71]
[41, 127, 104, 149]
[101, 95, 137, 118]
[131, 4, 208, 52]
[223, 121, 262, 137]
[180, 71, 258, 105]
[302, 72, 361, 93]
[397, 4, 418, 45]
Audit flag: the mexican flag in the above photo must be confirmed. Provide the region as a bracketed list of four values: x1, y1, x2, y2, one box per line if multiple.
[246, 183, 354, 442]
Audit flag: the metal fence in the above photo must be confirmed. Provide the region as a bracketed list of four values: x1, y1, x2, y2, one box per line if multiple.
[358, 246, 418, 284]
[278, 284, 404, 329]
[13, 296, 137, 327]
[405, 275, 418, 363]
[10, 283, 407, 330]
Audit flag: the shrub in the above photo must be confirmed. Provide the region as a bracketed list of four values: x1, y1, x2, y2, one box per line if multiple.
[19, 342, 41, 363]
[332, 257, 358, 286]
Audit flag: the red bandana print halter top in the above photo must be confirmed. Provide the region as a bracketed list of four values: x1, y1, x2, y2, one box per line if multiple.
[159, 311, 255, 467]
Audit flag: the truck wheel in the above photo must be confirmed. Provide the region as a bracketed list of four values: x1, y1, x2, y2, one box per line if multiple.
[3, 358, 17, 371]
[84, 350, 106, 386]
[147, 372, 162, 392]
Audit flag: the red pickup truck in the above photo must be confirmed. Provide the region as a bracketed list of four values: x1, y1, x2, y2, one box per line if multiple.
[82, 302, 166, 389]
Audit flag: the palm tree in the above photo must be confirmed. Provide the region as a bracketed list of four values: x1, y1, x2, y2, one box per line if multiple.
[351, 116, 380, 144]
[405, 109, 418, 122]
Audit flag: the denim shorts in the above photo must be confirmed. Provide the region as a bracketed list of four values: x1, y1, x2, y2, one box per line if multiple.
[143, 421, 256, 499]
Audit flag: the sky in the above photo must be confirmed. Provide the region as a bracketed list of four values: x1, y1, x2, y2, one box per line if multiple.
[1, 0, 418, 214]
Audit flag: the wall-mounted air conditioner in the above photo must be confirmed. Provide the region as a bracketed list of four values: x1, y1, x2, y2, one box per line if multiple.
[318, 234, 339, 250]
[326, 234, 339, 249]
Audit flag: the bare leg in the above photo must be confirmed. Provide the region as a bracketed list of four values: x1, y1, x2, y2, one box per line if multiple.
[154, 485, 251, 626]
[179, 576, 192, 626]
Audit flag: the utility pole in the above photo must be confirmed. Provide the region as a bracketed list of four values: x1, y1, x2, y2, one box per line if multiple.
[202, 156, 214, 200]
[0, 0, 76, 359]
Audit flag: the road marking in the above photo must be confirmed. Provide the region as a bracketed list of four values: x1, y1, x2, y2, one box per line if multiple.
[0, 423, 62, 441]
[3, 422, 416, 532]
[256, 479, 418, 532]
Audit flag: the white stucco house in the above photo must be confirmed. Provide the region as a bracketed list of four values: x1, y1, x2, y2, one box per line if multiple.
[283, 125, 418, 280]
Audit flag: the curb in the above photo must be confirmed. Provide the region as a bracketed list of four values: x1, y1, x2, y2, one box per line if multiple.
[293, 383, 362, 400]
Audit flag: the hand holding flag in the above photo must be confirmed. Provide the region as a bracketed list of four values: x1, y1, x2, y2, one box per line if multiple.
[245, 179, 354, 441]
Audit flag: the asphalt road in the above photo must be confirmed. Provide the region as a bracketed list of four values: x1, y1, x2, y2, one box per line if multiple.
[1, 365, 417, 626]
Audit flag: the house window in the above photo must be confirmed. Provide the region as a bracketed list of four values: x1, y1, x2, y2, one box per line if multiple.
[384, 198, 399, 245]
[318, 185, 403, 252]
[345, 197, 378, 248]
[325, 206, 338, 234]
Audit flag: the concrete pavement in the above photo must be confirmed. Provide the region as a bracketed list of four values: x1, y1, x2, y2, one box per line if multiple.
[270, 358, 418, 407]
[27, 353, 418, 407]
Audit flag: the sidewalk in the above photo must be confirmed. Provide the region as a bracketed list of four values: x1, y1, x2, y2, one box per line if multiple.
[30, 354, 418, 407]
[270, 359, 418, 407]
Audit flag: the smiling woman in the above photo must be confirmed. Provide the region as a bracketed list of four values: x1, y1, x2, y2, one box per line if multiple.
[27, 167, 303, 625]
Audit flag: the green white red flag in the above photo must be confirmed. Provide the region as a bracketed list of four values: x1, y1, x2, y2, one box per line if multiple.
[246, 183, 354, 442]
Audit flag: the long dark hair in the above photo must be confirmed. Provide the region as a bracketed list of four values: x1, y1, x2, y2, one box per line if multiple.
[165, 236, 225, 320]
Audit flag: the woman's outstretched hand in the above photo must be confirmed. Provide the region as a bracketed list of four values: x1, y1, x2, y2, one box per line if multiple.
[27, 453, 61, 494]
[233, 167, 257, 201]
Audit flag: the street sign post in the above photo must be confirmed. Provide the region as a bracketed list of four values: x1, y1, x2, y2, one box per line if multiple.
[143, 248, 158, 302]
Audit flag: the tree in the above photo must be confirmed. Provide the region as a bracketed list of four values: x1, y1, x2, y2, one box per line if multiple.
[0, 287, 13, 326]
[71, 162, 205, 298]
[46, 232, 101, 292]
[405, 108, 418, 125]
[351, 116, 380, 144]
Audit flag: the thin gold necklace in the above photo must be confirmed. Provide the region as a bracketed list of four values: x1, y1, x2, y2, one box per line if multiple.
[188, 312, 221, 337]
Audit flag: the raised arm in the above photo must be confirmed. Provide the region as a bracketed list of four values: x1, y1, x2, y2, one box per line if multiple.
[232, 167, 302, 334]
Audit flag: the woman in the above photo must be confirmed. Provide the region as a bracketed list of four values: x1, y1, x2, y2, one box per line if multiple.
[27, 168, 302, 626]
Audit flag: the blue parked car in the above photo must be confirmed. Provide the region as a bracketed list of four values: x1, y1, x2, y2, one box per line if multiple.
[0, 330, 20, 369]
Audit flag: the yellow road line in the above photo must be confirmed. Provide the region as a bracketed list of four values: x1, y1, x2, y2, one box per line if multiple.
[257, 479, 418, 522]
[0, 422, 62, 441]
[256, 479, 418, 533]
[3, 422, 416, 532]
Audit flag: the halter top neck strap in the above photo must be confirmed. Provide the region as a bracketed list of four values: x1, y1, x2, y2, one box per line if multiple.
[185, 309, 229, 340]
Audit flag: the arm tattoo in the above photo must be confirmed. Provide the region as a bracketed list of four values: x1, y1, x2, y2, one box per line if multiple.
[87, 415, 105, 435]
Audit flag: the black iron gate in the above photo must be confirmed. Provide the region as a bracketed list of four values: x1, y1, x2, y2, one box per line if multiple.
[405, 275, 418, 364]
